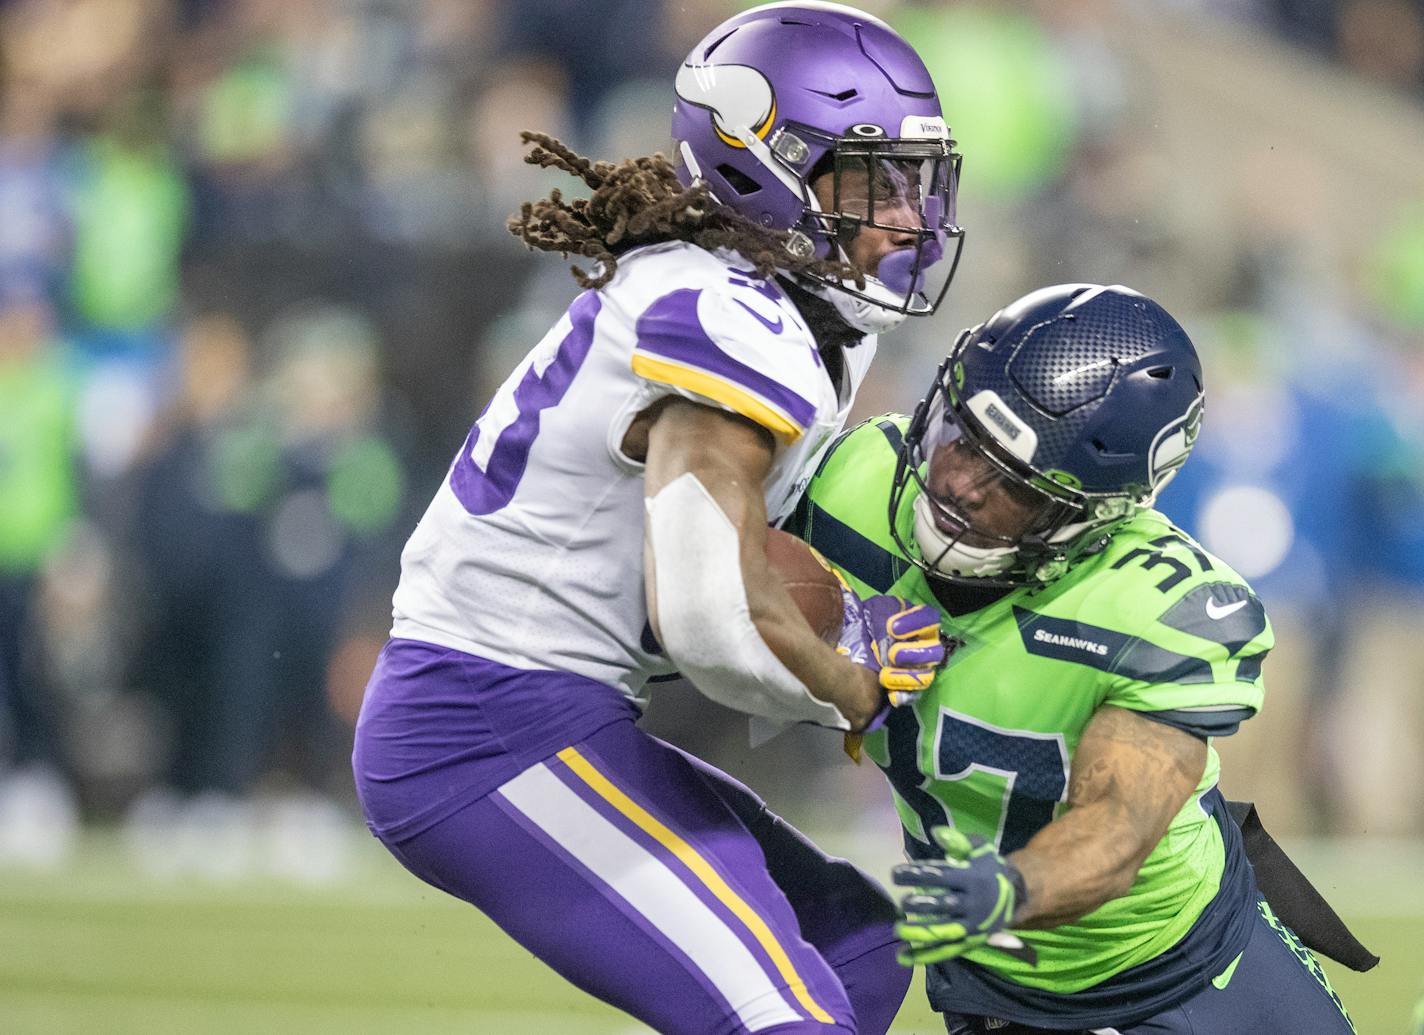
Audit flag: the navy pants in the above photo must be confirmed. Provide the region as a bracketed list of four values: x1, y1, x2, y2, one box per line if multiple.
[354, 640, 909, 1035]
[941, 899, 1356, 1034]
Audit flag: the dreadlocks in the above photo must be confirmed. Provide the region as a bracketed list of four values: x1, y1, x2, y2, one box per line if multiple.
[507, 132, 864, 291]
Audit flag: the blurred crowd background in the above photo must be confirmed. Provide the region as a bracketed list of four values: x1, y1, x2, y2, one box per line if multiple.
[2, 0, 1424, 882]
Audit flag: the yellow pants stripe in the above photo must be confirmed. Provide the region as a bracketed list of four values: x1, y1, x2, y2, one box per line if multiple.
[557, 747, 834, 1024]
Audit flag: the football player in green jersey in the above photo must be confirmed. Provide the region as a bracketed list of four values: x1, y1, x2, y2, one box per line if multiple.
[791, 284, 1360, 1033]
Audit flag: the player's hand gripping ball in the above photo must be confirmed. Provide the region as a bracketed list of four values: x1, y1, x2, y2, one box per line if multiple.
[837, 594, 947, 706]
[892, 827, 1037, 967]
[762, 530, 948, 706]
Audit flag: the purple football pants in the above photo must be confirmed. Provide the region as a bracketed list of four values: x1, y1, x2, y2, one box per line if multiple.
[353, 640, 908, 1035]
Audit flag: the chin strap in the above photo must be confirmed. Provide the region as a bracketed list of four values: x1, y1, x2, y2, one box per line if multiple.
[827, 280, 912, 334]
[798, 272, 910, 334]
[911, 493, 1018, 579]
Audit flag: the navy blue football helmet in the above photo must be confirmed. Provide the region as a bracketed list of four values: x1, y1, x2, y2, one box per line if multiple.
[890, 284, 1205, 587]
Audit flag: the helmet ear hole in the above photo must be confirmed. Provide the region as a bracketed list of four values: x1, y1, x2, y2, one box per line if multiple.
[1091, 436, 1134, 459]
[717, 164, 762, 196]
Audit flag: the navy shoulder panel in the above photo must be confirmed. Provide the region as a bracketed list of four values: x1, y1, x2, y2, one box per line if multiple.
[1138, 706, 1256, 740]
[1156, 583, 1267, 659]
[793, 414, 910, 594]
[800, 501, 906, 594]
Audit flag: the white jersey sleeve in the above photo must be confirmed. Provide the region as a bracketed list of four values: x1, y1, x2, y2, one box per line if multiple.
[627, 273, 824, 445]
[391, 242, 874, 704]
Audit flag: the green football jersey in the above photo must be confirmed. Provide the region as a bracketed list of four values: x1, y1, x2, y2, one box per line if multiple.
[796, 417, 1272, 994]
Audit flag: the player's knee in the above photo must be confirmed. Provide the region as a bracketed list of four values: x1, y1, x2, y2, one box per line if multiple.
[751, 1022, 856, 1035]
[834, 939, 911, 1035]
[718, 976, 860, 1035]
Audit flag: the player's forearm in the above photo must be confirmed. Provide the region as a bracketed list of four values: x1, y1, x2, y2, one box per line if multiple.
[644, 472, 880, 728]
[650, 553, 881, 729]
[641, 400, 886, 728]
[1006, 707, 1205, 930]
[745, 587, 883, 730]
[1006, 801, 1151, 929]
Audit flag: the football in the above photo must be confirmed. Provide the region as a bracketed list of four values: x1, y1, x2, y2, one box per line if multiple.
[765, 528, 844, 644]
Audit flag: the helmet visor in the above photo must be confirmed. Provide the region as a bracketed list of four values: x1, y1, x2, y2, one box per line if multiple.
[832, 150, 959, 233]
[804, 137, 963, 315]
[911, 385, 1069, 551]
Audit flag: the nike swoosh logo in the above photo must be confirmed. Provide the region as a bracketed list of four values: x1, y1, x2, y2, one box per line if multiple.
[733, 298, 783, 334]
[1211, 951, 1243, 989]
[1205, 597, 1249, 620]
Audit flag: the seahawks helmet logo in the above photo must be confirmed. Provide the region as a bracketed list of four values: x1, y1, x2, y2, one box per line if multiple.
[1148, 395, 1203, 490]
[675, 63, 776, 149]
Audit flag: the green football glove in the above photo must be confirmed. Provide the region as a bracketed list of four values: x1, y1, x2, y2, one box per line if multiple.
[892, 827, 1036, 967]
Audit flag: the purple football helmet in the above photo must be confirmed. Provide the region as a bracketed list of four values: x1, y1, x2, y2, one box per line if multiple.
[672, 1, 963, 332]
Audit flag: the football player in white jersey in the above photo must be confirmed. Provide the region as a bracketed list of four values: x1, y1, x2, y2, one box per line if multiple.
[354, 5, 962, 1032]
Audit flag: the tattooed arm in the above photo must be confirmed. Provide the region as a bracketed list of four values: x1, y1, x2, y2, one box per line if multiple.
[1007, 705, 1207, 930]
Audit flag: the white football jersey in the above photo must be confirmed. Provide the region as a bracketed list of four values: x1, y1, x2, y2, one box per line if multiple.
[391, 242, 876, 703]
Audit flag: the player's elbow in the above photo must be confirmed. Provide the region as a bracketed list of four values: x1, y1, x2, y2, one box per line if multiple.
[1042, 811, 1156, 922]
[1093, 826, 1159, 908]
[642, 469, 771, 669]
[650, 591, 725, 664]
[1098, 864, 1140, 905]
[647, 535, 788, 693]
[643, 472, 847, 726]
[649, 560, 768, 686]
[1022, 849, 1145, 929]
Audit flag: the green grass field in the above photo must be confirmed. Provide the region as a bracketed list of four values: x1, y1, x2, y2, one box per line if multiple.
[0, 832, 1418, 1034]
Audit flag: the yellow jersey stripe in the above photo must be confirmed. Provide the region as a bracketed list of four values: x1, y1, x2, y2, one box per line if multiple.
[631, 353, 805, 444]
[556, 747, 835, 1025]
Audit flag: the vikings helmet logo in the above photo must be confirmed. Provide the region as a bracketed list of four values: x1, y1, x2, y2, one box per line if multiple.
[1148, 395, 1204, 490]
[675, 63, 777, 149]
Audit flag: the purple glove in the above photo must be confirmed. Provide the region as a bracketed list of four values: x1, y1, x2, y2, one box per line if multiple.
[836, 590, 947, 708]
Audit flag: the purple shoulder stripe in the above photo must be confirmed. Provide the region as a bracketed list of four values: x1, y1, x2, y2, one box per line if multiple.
[634, 288, 818, 431]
